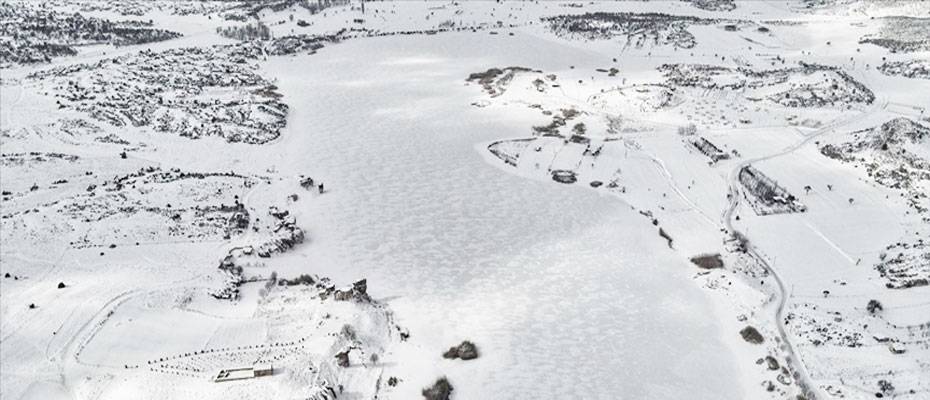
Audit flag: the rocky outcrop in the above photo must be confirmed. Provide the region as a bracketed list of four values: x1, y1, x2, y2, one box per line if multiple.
[690, 253, 724, 269]
[551, 170, 577, 184]
[740, 326, 765, 344]
[333, 279, 370, 302]
[256, 219, 305, 257]
[335, 349, 351, 368]
[210, 254, 244, 301]
[299, 175, 316, 189]
[465, 66, 539, 97]
[0, 2, 181, 67]
[422, 377, 453, 400]
[442, 341, 479, 360]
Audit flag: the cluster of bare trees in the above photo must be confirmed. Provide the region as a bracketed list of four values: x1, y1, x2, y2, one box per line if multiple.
[217, 22, 272, 41]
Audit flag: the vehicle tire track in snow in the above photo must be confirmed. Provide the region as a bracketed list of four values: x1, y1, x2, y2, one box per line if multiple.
[56, 271, 212, 396]
[801, 220, 857, 265]
[642, 151, 720, 228]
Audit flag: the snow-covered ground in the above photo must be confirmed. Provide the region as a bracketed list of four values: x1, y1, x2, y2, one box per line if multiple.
[2, 1, 929, 399]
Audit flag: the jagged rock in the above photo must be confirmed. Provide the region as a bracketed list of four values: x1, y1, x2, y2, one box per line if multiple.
[227, 211, 250, 231]
[740, 326, 764, 344]
[443, 340, 479, 360]
[319, 284, 335, 300]
[879, 59, 930, 80]
[211, 254, 244, 301]
[333, 289, 352, 301]
[25, 45, 289, 144]
[690, 253, 724, 269]
[280, 274, 315, 286]
[0, 2, 181, 67]
[465, 66, 539, 97]
[256, 221, 305, 257]
[334, 349, 350, 367]
[353, 279, 368, 297]
[543, 12, 711, 49]
[300, 176, 315, 189]
[684, 0, 736, 12]
[268, 206, 289, 219]
[551, 170, 577, 184]
[764, 355, 780, 370]
[422, 377, 453, 400]
[333, 279, 370, 302]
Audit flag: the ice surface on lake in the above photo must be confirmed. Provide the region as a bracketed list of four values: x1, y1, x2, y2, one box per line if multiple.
[259, 33, 741, 399]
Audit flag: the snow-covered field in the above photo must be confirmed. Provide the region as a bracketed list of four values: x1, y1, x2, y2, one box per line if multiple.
[2, 1, 929, 399]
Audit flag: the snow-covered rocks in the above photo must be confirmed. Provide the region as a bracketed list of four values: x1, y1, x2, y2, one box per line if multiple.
[860, 16, 930, 53]
[819, 118, 930, 214]
[740, 325, 765, 344]
[876, 241, 930, 290]
[27, 46, 290, 144]
[1, 166, 261, 250]
[465, 66, 539, 97]
[682, 0, 737, 12]
[442, 341, 479, 361]
[690, 253, 725, 269]
[422, 377, 454, 400]
[255, 217, 305, 257]
[330, 279, 370, 303]
[543, 12, 716, 49]
[660, 62, 876, 108]
[878, 59, 930, 80]
[0, 2, 181, 68]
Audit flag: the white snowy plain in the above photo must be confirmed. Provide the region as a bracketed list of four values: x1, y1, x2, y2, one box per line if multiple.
[2, 1, 929, 400]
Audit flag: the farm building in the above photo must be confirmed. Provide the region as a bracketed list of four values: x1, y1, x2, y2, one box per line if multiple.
[214, 364, 274, 382]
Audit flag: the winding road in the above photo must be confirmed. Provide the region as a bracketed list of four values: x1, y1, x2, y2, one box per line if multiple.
[721, 90, 887, 399]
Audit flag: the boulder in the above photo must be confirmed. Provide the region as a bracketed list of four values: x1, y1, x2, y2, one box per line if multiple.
[740, 326, 764, 344]
[334, 350, 350, 368]
[690, 253, 724, 269]
[764, 355, 779, 370]
[442, 340, 479, 360]
[422, 377, 453, 400]
[333, 279, 370, 302]
[551, 170, 577, 184]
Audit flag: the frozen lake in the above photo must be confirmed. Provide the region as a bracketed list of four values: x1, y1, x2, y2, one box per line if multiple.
[257, 31, 743, 399]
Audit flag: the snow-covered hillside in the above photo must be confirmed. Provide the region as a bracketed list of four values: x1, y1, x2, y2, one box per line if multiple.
[2, 1, 929, 400]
